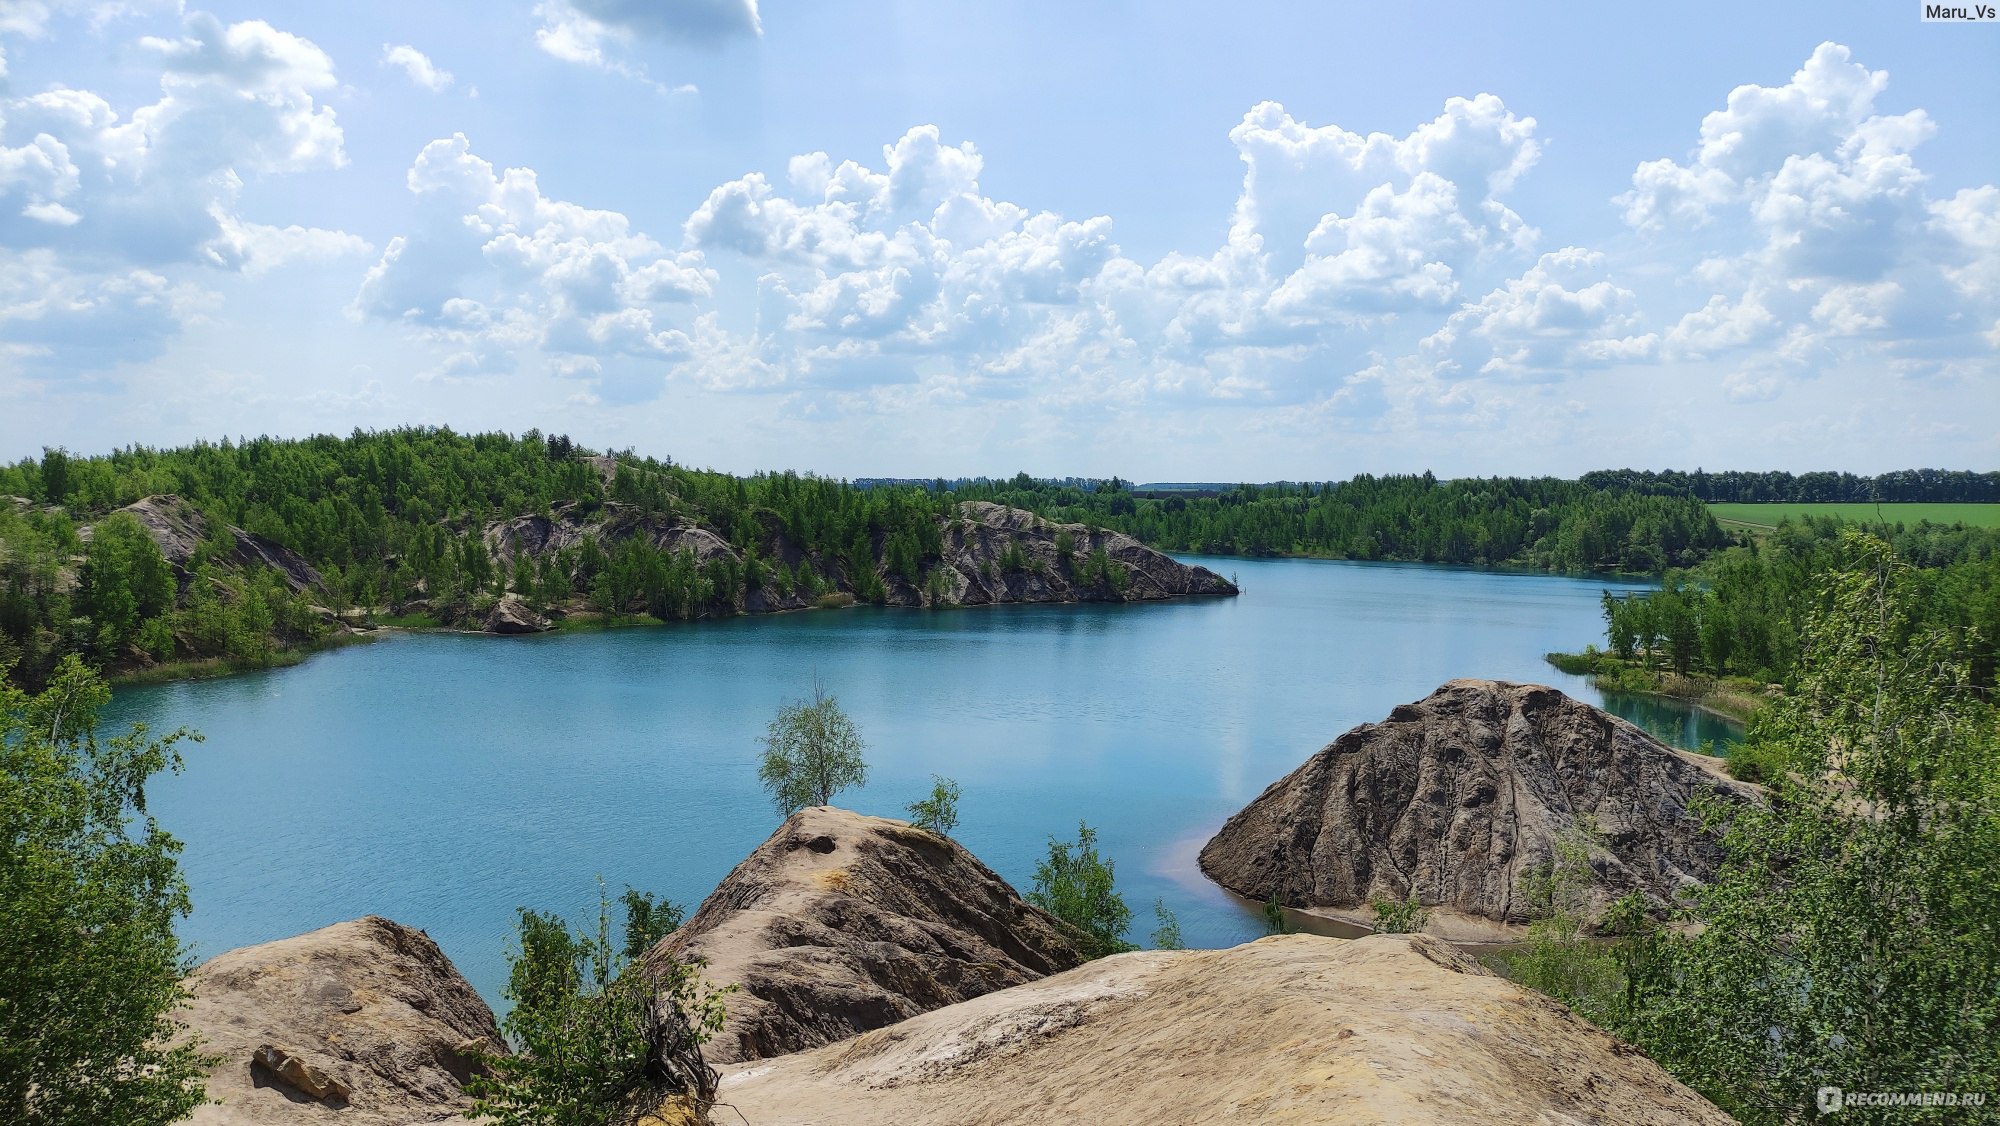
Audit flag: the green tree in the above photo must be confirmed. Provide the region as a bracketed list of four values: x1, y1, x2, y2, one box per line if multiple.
[905, 774, 961, 837]
[756, 681, 867, 815]
[1149, 898, 1184, 950]
[618, 888, 684, 963]
[77, 513, 176, 656]
[1027, 822, 1134, 959]
[1505, 821, 1620, 1019]
[1261, 889, 1294, 935]
[0, 656, 211, 1125]
[467, 884, 729, 1126]
[1622, 534, 2000, 1124]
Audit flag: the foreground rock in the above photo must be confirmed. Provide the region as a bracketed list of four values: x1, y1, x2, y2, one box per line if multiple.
[645, 806, 1086, 1063]
[1201, 679, 1759, 935]
[716, 932, 1733, 1125]
[179, 916, 503, 1125]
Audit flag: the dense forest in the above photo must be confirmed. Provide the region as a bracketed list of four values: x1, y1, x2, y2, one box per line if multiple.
[7, 428, 1996, 695]
[1590, 517, 2000, 693]
[1581, 467, 2000, 503]
[947, 474, 1725, 571]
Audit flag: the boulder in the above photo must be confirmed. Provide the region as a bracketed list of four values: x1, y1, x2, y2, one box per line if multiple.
[179, 915, 503, 1125]
[1200, 679, 1759, 935]
[483, 593, 553, 634]
[645, 806, 1087, 1063]
[714, 932, 1735, 1125]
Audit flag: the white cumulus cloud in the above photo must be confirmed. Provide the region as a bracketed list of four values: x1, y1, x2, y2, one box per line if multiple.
[0, 9, 365, 375]
[356, 133, 716, 385]
[381, 43, 452, 91]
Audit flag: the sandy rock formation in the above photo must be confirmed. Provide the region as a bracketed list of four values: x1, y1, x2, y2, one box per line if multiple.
[179, 916, 503, 1125]
[483, 592, 553, 634]
[102, 494, 324, 595]
[715, 932, 1734, 1125]
[1200, 679, 1759, 935]
[645, 806, 1086, 1063]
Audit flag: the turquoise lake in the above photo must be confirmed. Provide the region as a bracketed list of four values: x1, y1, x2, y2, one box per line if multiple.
[106, 555, 1736, 1009]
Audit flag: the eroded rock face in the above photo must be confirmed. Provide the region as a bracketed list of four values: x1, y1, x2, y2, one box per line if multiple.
[715, 933, 1735, 1126]
[179, 915, 503, 1125]
[108, 495, 324, 595]
[1199, 679, 1759, 929]
[479, 499, 1237, 617]
[645, 806, 1087, 1063]
[920, 502, 1237, 606]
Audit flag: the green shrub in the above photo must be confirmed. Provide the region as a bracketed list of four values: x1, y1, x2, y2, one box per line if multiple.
[905, 775, 961, 837]
[1028, 822, 1135, 958]
[1368, 892, 1430, 934]
[467, 885, 728, 1126]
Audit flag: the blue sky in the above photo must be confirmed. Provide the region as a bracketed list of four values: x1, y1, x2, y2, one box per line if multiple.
[2, 1, 1996, 479]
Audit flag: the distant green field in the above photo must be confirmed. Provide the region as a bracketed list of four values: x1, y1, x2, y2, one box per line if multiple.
[1708, 502, 2000, 530]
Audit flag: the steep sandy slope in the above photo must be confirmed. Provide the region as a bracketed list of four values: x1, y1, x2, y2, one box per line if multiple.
[713, 932, 1733, 1125]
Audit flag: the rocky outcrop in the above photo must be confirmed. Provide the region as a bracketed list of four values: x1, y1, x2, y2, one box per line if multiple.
[483, 592, 553, 634]
[918, 501, 1236, 606]
[714, 932, 1734, 1125]
[478, 499, 1236, 620]
[102, 494, 324, 595]
[1200, 679, 1760, 933]
[644, 806, 1087, 1063]
[178, 916, 503, 1125]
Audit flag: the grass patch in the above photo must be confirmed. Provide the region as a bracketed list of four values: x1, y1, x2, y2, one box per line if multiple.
[374, 611, 442, 628]
[1708, 502, 2000, 531]
[551, 611, 665, 633]
[109, 632, 379, 686]
[814, 592, 857, 609]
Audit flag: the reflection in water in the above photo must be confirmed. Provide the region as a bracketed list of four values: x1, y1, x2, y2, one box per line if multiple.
[1597, 692, 1745, 756]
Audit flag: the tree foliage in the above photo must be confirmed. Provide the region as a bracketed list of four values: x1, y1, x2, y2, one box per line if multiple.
[1149, 898, 1184, 951]
[756, 682, 867, 815]
[905, 774, 961, 837]
[1616, 534, 2000, 1124]
[618, 888, 684, 964]
[1595, 517, 2000, 692]
[0, 656, 210, 1125]
[1027, 822, 1135, 959]
[467, 885, 728, 1126]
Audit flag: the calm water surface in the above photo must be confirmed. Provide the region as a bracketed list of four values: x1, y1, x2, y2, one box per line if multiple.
[107, 555, 1736, 1008]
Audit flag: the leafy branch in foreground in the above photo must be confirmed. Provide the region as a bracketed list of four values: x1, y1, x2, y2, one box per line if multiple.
[0, 655, 212, 1126]
[466, 883, 730, 1126]
[1611, 534, 2000, 1124]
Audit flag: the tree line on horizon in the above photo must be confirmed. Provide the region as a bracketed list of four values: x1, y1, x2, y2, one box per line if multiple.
[1580, 466, 2000, 504]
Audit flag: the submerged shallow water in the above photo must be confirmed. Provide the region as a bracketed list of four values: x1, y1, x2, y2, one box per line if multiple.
[107, 555, 1737, 1007]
